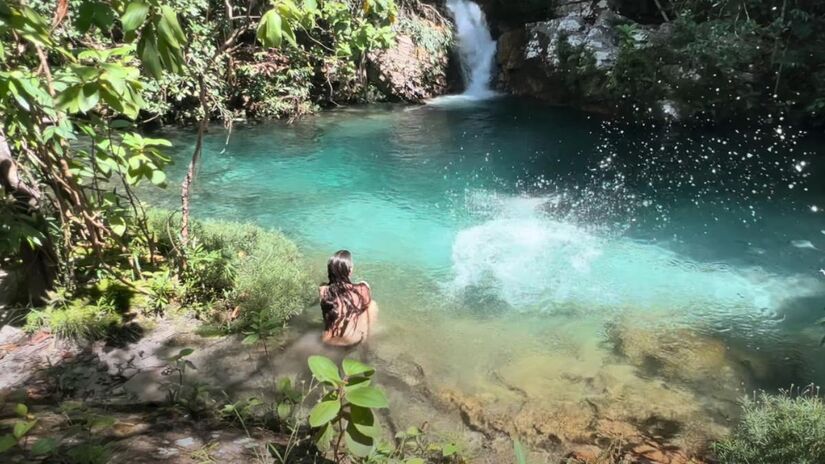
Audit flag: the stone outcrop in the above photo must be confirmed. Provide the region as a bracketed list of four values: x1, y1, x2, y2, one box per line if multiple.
[496, 1, 620, 109]
[493, 0, 685, 118]
[368, 6, 453, 102]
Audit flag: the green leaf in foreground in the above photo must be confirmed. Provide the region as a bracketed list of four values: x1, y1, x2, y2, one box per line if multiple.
[349, 404, 380, 438]
[345, 420, 374, 457]
[343, 358, 374, 377]
[308, 400, 340, 427]
[13, 420, 37, 439]
[346, 386, 388, 408]
[121, 2, 149, 33]
[0, 435, 17, 453]
[308, 355, 342, 384]
[31, 437, 58, 455]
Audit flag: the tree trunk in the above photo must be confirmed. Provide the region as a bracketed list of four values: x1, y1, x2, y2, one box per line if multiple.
[180, 77, 209, 249]
[0, 130, 57, 305]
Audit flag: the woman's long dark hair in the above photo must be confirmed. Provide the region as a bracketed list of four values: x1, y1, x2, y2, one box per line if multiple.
[321, 250, 368, 336]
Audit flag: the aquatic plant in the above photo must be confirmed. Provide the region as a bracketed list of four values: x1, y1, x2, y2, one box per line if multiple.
[713, 387, 825, 464]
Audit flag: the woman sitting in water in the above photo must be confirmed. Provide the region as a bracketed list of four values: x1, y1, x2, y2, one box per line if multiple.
[319, 250, 378, 347]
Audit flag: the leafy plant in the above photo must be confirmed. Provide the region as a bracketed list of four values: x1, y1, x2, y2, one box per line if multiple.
[161, 347, 214, 414]
[0, 404, 41, 455]
[307, 355, 389, 460]
[24, 289, 123, 341]
[712, 387, 825, 464]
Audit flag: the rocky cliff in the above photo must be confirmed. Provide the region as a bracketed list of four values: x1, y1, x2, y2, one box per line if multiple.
[494, 0, 678, 116]
[368, 2, 455, 102]
[487, 0, 825, 124]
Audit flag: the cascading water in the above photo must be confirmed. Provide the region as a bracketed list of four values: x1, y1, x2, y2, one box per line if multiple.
[446, 0, 497, 98]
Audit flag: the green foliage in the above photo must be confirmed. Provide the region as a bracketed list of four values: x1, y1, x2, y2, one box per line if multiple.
[307, 355, 388, 458]
[555, 33, 605, 103]
[0, 403, 38, 455]
[0, 0, 182, 293]
[144, 210, 315, 329]
[606, 1, 825, 122]
[513, 439, 527, 464]
[713, 389, 825, 464]
[24, 288, 123, 341]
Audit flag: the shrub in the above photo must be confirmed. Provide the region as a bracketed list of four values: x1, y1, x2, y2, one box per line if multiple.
[144, 209, 315, 328]
[713, 389, 825, 464]
[198, 218, 316, 327]
[24, 289, 123, 341]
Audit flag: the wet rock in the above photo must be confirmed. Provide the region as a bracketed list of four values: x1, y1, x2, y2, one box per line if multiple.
[368, 11, 452, 102]
[496, 8, 619, 108]
[606, 317, 742, 392]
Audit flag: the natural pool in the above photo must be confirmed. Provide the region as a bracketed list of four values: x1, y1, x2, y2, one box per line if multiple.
[151, 98, 825, 458]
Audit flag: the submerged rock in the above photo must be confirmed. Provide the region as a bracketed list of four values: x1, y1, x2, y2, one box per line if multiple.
[606, 315, 743, 393]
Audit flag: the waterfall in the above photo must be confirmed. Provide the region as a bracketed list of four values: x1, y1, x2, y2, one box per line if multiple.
[447, 0, 497, 99]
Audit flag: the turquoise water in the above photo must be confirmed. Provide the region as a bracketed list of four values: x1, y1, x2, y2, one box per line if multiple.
[150, 99, 825, 440]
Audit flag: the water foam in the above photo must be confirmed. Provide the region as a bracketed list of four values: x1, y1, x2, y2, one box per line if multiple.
[449, 192, 824, 324]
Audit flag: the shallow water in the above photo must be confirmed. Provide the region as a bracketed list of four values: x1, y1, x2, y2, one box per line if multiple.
[150, 98, 825, 452]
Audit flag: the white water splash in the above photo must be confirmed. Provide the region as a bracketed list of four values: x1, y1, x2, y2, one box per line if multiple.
[446, 0, 497, 99]
[449, 192, 824, 325]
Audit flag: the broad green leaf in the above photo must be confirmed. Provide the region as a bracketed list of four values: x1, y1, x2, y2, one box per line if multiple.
[137, 24, 162, 79]
[76, 1, 96, 33]
[342, 359, 374, 377]
[0, 435, 16, 453]
[276, 377, 291, 394]
[346, 386, 388, 409]
[14, 403, 28, 417]
[282, 22, 297, 47]
[349, 404, 380, 438]
[344, 375, 371, 393]
[178, 348, 194, 357]
[405, 459, 425, 464]
[277, 402, 291, 420]
[307, 355, 341, 384]
[121, 2, 149, 32]
[78, 83, 100, 113]
[308, 400, 340, 427]
[256, 9, 282, 48]
[442, 441, 459, 457]
[31, 437, 57, 455]
[345, 420, 374, 457]
[242, 334, 259, 345]
[160, 5, 186, 46]
[313, 422, 334, 451]
[110, 216, 127, 236]
[92, 3, 116, 30]
[13, 420, 37, 439]
[157, 35, 183, 74]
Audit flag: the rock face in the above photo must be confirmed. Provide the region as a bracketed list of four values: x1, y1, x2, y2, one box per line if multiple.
[368, 7, 453, 102]
[496, 1, 620, 110]
[493, 0, 685, 118]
